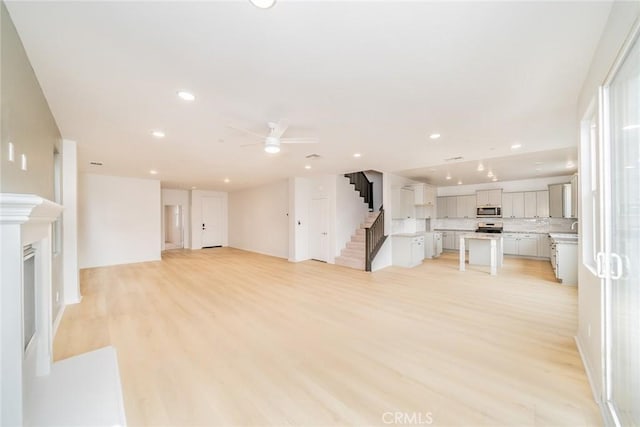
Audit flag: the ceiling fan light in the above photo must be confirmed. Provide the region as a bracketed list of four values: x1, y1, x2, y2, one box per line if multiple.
[264, 144, 280, 154]
[249, 0, 276, 9]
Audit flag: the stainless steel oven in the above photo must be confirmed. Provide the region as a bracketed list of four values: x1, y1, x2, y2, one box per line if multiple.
[476, 206, 502, 218]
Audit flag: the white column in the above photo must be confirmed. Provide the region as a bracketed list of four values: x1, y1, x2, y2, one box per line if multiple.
[459, 236, 466, 271]
[62, 139, 80, 304]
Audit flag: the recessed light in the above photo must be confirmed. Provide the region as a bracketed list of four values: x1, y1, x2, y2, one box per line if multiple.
[487, 171, 494, 178]
[353, 153, 361, 158]
[177, 91, 195, 101]
[249, 0, 276, 8]
[477, 163, 484, 172]
[223, 178, 230, 183]
[8, 142, 14, 162]
[623, 124, 640, 130]
[511, 143, 522, 150]
[304, 165, 311, 170]
[151, 130, 165, 138]
[149, 170, 158, 175]
[492, 177, 498, 182]
[566, 161, 575, 169]
[445, 175, 452, 180]
[457, 180, 462, 185]
[429, 133, 441, 140]
[191, 186, 197, 189]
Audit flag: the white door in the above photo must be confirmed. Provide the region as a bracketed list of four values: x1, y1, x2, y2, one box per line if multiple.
[310, 198, 329, 262]
[601, 31, 640, 426]
[201, 197, 223, 248]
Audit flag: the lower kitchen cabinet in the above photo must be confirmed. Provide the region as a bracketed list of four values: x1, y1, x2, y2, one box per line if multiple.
[441, 231, 455, 250]
[503, 233, 549, 257]
[392, 235, 424, 267]
[551, 241, 578, 285]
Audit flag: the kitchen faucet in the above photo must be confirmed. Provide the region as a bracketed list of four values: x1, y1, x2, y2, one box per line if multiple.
[571, 221, 578, 231]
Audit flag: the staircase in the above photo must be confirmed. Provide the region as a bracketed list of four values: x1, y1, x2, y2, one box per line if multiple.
[335, 211, 380, 270]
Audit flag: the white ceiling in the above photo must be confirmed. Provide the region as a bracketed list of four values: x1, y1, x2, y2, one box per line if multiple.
[6, 1, 611, 190]
[399, 147, 578, 187]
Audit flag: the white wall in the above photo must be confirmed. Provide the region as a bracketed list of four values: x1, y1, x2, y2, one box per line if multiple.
[78, 174, 161, 268]
[335, 175, 370, 256]
[575, 1, 640, 403]
[228, 180, 289, 258]
[190, 190, 228, 250]
[161, 189, 191, 250]
[436, 175, 573, 196]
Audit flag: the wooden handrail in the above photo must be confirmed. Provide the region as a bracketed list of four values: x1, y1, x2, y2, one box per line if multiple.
[365, 207, 386, 272]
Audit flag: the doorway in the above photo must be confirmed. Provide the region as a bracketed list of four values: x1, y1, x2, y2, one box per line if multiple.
[201, 197, 223, 248]
[163, 205, 184, 250]
[310, 198, 329, 262]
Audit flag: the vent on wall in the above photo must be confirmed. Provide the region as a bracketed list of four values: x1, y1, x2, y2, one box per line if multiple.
[305, 154, 321, 159]
[444, 156, 464, 162]
[89, 161, 103, 166]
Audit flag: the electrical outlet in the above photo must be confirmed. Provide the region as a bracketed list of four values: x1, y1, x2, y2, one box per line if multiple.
[55, 291, 59, 303]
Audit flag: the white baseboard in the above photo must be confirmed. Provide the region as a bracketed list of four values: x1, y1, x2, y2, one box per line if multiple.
[574, 335, 600, 404]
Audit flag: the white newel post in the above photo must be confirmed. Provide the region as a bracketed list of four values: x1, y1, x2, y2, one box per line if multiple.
[0, 193, 63, 426]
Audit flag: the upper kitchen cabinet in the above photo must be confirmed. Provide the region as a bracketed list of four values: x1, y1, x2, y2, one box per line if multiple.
[436, 196, 458, 218]
[570, 174, 579, 218]
[456, 195, 476, 219]
[476, 189, 502, 207]
[549, 183, 573, 218]
[392, 187, 415, 219]
[413, 184, 436, 206]
[502, 192, 524, 218]
[535, 190, 549, 218]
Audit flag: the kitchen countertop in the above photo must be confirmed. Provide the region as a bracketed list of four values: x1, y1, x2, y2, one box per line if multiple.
[459, 232, 503, 240]
[392, 232, 425, 238]
[434, 228, 476, 232]
[549, 233, 579, 244]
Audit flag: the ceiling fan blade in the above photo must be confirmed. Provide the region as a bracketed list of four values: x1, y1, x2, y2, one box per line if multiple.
[271, 120, 289, 138]
[227, 124, 266, 139]
[239, 142, 262, 147]
[280, 138, 318, 144]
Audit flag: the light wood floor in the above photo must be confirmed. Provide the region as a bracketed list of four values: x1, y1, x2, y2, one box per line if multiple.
[54, 249, 601, 426]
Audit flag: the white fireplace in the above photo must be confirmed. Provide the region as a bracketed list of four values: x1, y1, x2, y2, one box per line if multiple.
[0, 193, 63, 426]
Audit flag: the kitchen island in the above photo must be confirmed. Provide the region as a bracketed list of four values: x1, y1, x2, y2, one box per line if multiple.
[459, 233, 504, 276]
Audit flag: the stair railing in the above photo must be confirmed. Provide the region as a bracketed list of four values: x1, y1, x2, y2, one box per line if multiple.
[344, 172, 373, 211]
[365, 207, 387, 272]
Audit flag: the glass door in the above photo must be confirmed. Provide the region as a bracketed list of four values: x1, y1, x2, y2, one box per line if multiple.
[602, 29, 640, 427]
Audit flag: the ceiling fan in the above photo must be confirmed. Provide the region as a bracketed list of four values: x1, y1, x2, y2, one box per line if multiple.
[229, 121, 318, 153]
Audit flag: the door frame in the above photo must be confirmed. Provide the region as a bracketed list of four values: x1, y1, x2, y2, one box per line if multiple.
[310, 197, 329, 262]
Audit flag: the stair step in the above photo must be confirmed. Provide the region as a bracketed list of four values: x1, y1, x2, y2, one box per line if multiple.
[341, 248, 364, 258]
[346, 241, 365, 250]
[335, 255, 365, 270]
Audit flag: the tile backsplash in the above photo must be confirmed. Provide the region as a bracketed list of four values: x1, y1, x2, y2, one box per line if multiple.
[392, 218, 430, 234]
[432, 217, 578, 233]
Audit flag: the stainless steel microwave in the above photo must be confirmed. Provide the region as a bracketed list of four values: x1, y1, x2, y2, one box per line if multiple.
[476, 206, 502, 218]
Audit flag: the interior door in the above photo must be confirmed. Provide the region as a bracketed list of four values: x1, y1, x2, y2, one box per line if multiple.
[310, 198, 329, 262]
[201, 197, 223, 248]
[602, 30, 640, 427]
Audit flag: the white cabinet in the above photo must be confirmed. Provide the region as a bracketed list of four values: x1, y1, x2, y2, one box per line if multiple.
[413, 184, 436, 206]
[502, 192, 524, 218]
[503, 233, 542, 257]
[456, 195, 475, 219]
[536, 190, 549, 218]
[538, 234, 551, 258]
[477, 189, 502, 207]
[441, 231, 455, 250]
[437, 196, 458, 218]
[424, 232, 443, 259]
[392, 188, 415, 219]
[392, 235, 424, 268]
[551, 240, 578, 285]
[502, 191, 548, 218]
[570, 174, 579, 218]
[549, 184, 572, 218]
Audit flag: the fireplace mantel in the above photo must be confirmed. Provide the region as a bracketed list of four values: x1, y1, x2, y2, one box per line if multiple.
[1, 193, 63, 426]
